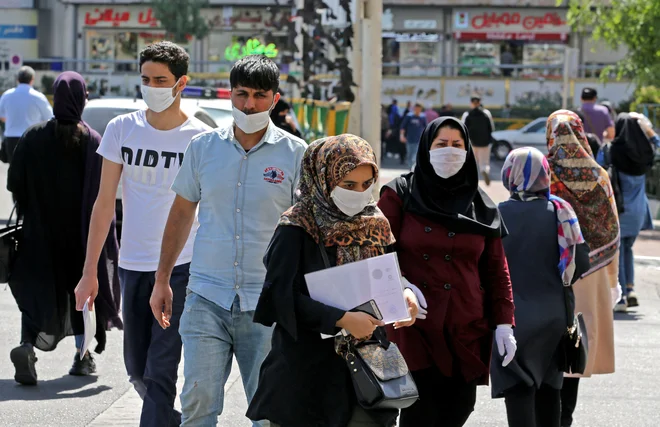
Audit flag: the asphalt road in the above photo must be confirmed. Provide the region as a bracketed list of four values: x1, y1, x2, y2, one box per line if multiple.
[0, 161, 658, 426]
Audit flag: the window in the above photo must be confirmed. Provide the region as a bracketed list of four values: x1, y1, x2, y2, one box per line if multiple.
[524, 120, 546, 134]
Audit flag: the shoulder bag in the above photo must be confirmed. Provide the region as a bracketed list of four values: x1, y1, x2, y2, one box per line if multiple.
[557, 286, 589, 375]
[0, 204, 22, 283]
[315, 237, 419, 410]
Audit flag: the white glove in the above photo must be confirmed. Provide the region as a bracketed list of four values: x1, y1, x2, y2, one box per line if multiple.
[611, 282, 623, 309]
[495, 325, 517, 367]
[402, 277, 428, 320]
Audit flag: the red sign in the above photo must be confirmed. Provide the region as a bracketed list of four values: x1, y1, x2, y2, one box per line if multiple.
[471, 12, 565, 31]
[84, 8, 159, 27]
[454, 32, 568, 42]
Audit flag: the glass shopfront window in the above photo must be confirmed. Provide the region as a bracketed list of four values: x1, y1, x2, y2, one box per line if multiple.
[457, 41, 565, 78]
[383, 33, 441, 76]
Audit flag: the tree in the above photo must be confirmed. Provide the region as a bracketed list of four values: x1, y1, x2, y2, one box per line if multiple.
[565, 0, 660, 86]
[151, 0, 210, 44]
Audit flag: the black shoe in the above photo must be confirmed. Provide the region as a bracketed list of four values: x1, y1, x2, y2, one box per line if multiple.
[10, 344, 38, 385]
[69, 352, 97, 376]
[627, 290, 639, 307]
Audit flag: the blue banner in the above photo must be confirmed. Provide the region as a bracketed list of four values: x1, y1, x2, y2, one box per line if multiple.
[0, 25, 37, 39]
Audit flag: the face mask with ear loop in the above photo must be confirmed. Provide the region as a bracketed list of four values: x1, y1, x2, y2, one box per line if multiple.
[141, 78, 182, 113]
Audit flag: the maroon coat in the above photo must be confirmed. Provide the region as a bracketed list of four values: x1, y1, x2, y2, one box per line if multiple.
[378, 187, 515, 384]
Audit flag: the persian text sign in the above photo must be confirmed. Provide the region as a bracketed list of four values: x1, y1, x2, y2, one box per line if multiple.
[81, 6, 159, 28]
[453, 9, 569, 34]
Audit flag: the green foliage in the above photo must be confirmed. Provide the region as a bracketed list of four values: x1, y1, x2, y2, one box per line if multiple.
[151, 0, 210, 44]
[630, 86, 660, 111]
[565, 0, 660, 86]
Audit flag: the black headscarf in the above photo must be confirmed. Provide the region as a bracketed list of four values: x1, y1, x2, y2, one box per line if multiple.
[611, 112, 655, 176]
[53, 71, 86, 123]
[383, 117, 506, 237]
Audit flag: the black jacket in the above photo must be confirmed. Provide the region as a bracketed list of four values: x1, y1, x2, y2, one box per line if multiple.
[464, 107, 493, 147]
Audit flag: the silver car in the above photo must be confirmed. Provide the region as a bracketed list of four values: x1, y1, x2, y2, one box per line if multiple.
[491, 117, 548, 160]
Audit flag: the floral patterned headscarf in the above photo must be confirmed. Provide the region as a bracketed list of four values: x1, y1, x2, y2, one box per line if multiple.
[279, 134, 395, 265]
[546, 110, 620, 274]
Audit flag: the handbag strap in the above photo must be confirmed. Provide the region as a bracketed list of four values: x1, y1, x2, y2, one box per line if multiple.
[7, 203, 18, 227]
[316, 234, 331, 269]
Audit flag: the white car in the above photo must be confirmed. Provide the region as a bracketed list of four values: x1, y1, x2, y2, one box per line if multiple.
[491, 117, 548, 160]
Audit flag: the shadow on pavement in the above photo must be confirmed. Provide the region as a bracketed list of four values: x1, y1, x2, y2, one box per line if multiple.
[0, 375, 111, 401]
[613, 311, 645, 322]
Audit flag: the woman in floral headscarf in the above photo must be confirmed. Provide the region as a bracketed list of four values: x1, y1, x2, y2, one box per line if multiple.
[491, 147, 590, 427]
[247, 135, 419, 427]
[545, 110, 620, 427]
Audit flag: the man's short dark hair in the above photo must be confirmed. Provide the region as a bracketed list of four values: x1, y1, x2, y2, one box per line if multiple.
[581, 87, 597, 101]
[139, 41, 190, 80]
[414, 103, 423, 109]
[470, 96, 481, 103]
[17, 66, 35, 84]
[230, 55, 279, 93]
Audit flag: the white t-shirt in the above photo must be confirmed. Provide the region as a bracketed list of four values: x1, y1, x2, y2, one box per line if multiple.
[97, 109, 211, 271]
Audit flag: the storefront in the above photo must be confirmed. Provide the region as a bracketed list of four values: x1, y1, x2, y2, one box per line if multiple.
[78, 5, 191, 72]
[0, 8, 38, 68]
[203, 6, 292, 73]
[382, 7, 444, 76]
[452, 8, 570, 78]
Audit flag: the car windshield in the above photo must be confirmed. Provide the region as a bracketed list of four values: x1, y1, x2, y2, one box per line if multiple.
[82, 107, 139, 136]
[200, 107, 233, 127]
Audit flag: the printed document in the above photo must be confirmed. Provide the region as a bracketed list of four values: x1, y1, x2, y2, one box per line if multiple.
[80, 297, 96, 359]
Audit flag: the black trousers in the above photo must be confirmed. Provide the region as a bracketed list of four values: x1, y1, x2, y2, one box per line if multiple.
[2, 136, 20, 164]
[399, 366, 477, 427]
[560, 378, 580, 426]
[504, 384, 561, 427]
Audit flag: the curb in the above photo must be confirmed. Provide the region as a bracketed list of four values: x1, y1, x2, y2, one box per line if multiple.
[634, 256, 660, 267]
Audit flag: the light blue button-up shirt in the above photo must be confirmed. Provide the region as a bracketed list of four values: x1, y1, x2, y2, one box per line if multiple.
[172, 121, 307, 311]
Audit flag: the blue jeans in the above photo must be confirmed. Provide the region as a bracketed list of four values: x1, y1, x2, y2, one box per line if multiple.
[618, 236, 637, 294]
[179, 293, 272, 427]
[407, 142, 419, 170]
[119, 263, 190, 427]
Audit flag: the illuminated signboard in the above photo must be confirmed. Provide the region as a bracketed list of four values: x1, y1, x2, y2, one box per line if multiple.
[224, 39, 278, 62]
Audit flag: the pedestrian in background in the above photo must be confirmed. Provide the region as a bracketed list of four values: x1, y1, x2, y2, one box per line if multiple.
[7, 71, 121, 385]
[605, 112, 660, 311]
[379, 117, 516, 427]
[0, 66, 53, 163]
[579, 88, 614, 143]
[247, 135, 419, 427]
[462, 96, 495, 185]
[154, 55, 306, 426]
[545, 110, 620, 427]
[76, 42, 211, 427]
[492, 147, 590, 427]
[399, 102, 427, 170]
[270, 98, 302, 138]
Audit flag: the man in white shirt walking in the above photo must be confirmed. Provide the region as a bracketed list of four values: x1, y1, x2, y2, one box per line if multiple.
[75, 42, 211, 427]
[0, 66, 53, 163]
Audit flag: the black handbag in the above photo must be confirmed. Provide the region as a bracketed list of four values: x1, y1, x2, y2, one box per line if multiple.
[558, 286, 589, 374]
[0, 204, 22, 283]
[315, 237, 419, 410]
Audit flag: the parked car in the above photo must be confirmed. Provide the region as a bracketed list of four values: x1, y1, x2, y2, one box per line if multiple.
[491, 117, 548, 160]
[82, 97, 230, 242]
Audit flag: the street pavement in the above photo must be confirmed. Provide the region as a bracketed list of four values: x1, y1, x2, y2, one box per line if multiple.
[0, 161, 659, 426]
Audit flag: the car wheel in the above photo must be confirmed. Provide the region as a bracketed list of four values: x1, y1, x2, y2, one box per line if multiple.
[493, 140, 512, 161]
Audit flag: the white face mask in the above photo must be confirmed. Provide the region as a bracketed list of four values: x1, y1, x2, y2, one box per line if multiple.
[141, 78, 181, 113]
[331, 184, 374, 217]
[429, 147, 467, 178]
[233, 104, 272, 134]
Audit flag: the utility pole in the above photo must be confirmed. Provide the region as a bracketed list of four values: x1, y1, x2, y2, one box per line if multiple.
[348, 0, 383, 165]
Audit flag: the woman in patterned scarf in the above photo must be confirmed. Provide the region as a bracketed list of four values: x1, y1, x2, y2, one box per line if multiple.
[247, 134, 419, 427]
[545, 110, 621, 427]
[491, 147, 590, 427]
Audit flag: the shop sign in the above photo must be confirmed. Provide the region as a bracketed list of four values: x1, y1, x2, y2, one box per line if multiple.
[224, 39, 278, 62]
[82, 7, 159, 28]
[444, 79, 506, 106]
[0, 0, 34, 8]
[454, 32, 568, 42]
[209, 7, 291, 31]
[453, 10, 569, 34]
[403, 20, 437, 30]
[382, 32, 441, 43]
[381, 78, 442, 106]
[0, 9, 37, 59]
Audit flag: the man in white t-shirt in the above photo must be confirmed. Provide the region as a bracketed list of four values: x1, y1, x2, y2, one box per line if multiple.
[75, 42, 211, 427]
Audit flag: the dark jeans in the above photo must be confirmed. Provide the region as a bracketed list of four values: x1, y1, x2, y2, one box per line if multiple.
[618, 236, 637, 293]
[119, 263, 190, 427]
[3, 136, 20, 164]
[399, 366, 477, 427]
[504, 384, 561, 427]
[560, 378, 580, 427]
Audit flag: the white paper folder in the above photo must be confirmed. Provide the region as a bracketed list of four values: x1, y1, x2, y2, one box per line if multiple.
[304, 252, 410, 326]
[80, 297, 96, 359]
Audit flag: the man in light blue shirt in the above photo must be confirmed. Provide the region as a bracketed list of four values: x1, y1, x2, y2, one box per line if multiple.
[0, 66, 53, 163]
[152, 55, 306, 426]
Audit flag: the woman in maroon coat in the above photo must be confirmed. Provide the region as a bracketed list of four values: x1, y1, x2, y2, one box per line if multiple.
[378, 117, 516, 427]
